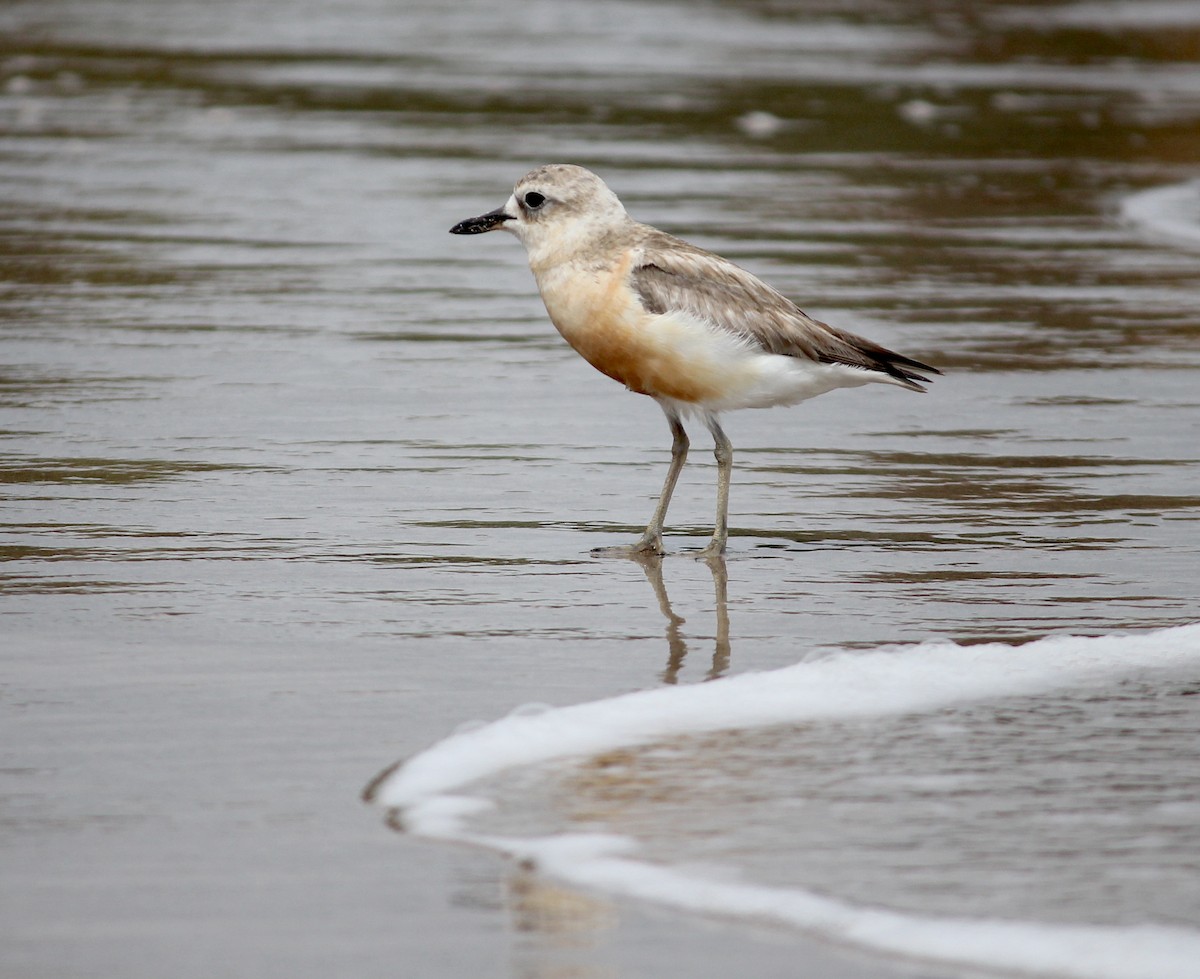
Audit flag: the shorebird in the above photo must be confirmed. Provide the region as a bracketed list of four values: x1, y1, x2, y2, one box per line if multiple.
[450, 164, 938, 557]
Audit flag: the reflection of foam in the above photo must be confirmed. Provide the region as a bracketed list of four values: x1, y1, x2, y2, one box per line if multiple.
[1121, 181, 1200, 250]
[371, 624, 1200, 979]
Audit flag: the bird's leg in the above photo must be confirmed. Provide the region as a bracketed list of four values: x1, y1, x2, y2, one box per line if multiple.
[593, 411, 688, 556]
[704, 553, 730, 679]
[696, 416, 732, 558]
[638, 412, 689, 551]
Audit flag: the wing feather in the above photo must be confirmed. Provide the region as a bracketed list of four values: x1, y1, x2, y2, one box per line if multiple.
[629, 228, 940, 390]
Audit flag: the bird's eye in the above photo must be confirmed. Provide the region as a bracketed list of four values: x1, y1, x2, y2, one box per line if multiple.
[523, 191, 546, 209]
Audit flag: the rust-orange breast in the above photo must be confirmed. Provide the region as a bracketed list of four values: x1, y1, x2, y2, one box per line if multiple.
[535, 253, 729, 404]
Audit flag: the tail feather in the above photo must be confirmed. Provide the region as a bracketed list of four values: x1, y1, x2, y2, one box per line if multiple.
[875, 351, 941, 392]
[817, 321, 942, 392]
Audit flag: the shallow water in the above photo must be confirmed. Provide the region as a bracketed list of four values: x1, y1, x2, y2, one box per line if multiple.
[375, 626, 1200, 978]
[465, 661, 1200, 927]
[3, 1, 1200, 977]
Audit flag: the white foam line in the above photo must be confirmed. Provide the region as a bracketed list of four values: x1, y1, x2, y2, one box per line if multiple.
[494, 840, 1200, 979]
[391, 817, 1200, 979]
[376, 624, 1200, 808]
[374, 623, 1200, 979]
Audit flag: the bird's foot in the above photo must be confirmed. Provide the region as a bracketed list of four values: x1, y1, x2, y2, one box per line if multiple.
[591, 537, 664, 559]
[692, 538, 727, 561]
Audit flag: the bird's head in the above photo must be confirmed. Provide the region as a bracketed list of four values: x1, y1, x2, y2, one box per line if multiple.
[450, 164, 630, 264]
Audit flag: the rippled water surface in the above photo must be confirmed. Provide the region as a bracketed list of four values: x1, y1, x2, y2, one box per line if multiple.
[3, 1, 1199, 977]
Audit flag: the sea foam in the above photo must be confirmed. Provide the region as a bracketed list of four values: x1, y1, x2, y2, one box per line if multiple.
[371, 623, 1200, 978]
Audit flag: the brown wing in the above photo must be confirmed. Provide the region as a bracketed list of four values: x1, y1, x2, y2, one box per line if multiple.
[629, 228, 939, 391]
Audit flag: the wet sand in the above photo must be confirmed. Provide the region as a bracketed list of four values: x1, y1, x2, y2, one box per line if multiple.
[3, 1, 1200, 976]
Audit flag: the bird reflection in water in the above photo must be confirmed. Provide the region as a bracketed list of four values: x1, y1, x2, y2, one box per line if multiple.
[623, 552, 730, 684]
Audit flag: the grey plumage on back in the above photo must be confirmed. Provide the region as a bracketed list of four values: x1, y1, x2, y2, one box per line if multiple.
[630, 227, 937, 391]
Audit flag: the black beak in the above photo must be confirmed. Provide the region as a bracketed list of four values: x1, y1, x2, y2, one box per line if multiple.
[449, 206, 513, 235]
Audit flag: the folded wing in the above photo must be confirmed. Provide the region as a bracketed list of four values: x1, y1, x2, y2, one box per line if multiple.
[629, 229, 940, 391]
